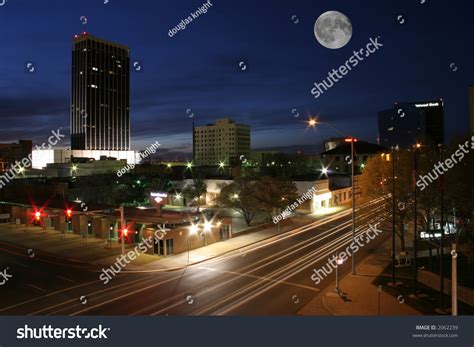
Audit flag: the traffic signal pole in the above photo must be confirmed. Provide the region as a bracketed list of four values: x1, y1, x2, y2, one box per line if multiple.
[120, 205, 125, 255]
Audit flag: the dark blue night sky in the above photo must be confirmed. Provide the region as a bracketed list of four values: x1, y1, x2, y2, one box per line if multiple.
[1, 0, 473, 159]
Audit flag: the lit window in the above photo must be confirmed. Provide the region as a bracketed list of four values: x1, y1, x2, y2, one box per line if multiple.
[91, 84, 98, 89]
[92, 67, 98, 71]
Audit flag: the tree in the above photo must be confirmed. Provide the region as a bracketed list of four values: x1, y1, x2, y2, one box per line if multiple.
[218, 178, 260, 226]
[253, 176, 299, 219]
[359, 149, 414, 252]
[182, 177, 207, 212]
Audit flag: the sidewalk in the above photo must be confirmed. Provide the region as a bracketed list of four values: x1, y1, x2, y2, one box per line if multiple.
[0, 207, 348, 270]
[0, 224, 125, 262]
[298, 237, 422, 316]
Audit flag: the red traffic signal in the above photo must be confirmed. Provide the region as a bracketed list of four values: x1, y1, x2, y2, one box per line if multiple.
[34, 211, 41, 220]
[123, 228, 128, 236]
[66, 209, 72, 217]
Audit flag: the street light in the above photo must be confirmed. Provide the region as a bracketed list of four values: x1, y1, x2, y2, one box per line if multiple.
[335, 255, 344, 294]
[188, 223, 199, 262]
[203, 221, 212, 232]
[390, 145, 397, 285]
[413, 142, 421, 296]
[189, 223, 199, 235]
[438, 143, 445, 312]
[307, 117, 357, 275]
[186, 161, 193, 170]
[202, 219, 213, 246]
[308, 118, 317, 127]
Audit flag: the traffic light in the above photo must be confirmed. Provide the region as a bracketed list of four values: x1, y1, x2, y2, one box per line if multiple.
[66, 209, 72, 224]
[33, 211, 41, 226]
[87, 220, 92, 235]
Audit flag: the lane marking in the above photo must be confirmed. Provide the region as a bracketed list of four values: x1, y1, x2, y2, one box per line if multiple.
[26, 284, 47, 292]
[56, 275, 75, 283]
[198, 266, 320, 292]
[191, 215, 387, 315]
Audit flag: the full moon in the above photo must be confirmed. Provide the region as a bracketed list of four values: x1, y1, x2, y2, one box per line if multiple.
[314, 11, 353, 49]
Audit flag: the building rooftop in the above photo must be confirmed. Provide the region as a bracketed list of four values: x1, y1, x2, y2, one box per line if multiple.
[72, 32, 130, 51]
[321, 141, 386, 156]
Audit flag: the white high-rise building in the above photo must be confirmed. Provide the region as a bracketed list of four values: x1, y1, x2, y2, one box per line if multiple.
[193, 118, 250, 166]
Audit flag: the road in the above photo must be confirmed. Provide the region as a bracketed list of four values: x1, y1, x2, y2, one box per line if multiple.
[0, 198, 389, 315]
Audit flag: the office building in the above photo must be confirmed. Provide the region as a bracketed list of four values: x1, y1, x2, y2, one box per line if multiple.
[31, 34, 137, 172]
[193, 118, 250, 166]
[324, 137, 347, 152]
[0, 140, 32, 172]
[71, 33, 130, 151]
[320, 140, 385, 174]
[378, 100, 444, 148]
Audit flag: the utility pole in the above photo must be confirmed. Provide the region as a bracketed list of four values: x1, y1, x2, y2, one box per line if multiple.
[451, 243, 458, 316]
[391, 146, 396, 285]
[351, 138, 356, 275]
[439, 144, 444, 311]
[120, 205, 125, 255]
[413, 144, 419, 295]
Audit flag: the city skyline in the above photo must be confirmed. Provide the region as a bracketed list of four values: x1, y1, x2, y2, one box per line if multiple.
[0, 0, 473, 157]
[0, 0, 472, 331]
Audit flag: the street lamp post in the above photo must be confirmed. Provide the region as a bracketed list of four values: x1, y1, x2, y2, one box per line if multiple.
[438, 144, 445, 311]
[307, 118, 357, 275]
[203, 221, 212, 246]
[413, 143, 420, 295]
[351, 137, 356, 275]
[187, 240, 191, 264]
[451, 244, 458, 316]
[188, 223, 199, 263]
[335, 255, 344, 294]
[391, 146, 396, 285]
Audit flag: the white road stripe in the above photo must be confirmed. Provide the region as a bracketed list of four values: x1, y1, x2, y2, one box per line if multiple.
[56, 275, 75, 283]
[26, 284, 47, 292]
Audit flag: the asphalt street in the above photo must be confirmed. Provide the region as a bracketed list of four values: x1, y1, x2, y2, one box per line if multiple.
[0, 198, 389, 315]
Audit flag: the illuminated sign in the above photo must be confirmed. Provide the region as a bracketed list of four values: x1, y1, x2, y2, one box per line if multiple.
[151, 192, 167, 205]
[414, 102, 440, 108]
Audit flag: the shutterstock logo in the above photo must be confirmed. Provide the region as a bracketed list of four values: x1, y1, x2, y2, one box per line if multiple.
[17, 325, 110, 340]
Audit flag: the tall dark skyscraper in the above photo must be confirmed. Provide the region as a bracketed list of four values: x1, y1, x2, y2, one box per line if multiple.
[378, 100, 444, 148]
[70, 33, 130, 151]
